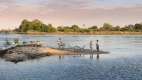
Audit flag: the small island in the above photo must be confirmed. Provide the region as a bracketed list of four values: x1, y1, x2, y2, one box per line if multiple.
[0, 44, 109, 63]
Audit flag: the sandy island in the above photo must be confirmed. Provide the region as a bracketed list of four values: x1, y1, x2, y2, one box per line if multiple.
[0, 46, 109, 63]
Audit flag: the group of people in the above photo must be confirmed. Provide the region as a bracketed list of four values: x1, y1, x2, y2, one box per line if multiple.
[29, 41, 42, 47]
[5, 37, 100, 52]
[5, 38, 20, 46]
[5, 38, 42, 47]
[57, 38, 65, 49]
[57, 37, 100, 52]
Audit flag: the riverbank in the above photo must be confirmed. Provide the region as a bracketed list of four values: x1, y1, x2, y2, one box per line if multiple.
[15, 31, 142, 35]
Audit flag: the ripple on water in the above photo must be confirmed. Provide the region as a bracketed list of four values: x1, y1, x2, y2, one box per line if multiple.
[0, 35, 142, 80]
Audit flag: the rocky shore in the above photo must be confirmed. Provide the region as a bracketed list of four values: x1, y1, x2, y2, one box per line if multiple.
[0, 46, 78, 63]
[0, 46, 109, 63]
[2, 47, 46, 63]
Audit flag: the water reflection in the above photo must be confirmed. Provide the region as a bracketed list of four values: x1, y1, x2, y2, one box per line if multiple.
[90, 54, 93, 59]
[58, 54, 101, 60]
[89, 54, 100, 60]
[58, 55, 64, 60]
[0, 35, 142, 80]
[96, 54, 100, 60]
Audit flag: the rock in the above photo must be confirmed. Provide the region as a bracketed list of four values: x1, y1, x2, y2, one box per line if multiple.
[1, 46, 79, 63]
[4, 53, 27, 63]
[2, 46, 44, 63]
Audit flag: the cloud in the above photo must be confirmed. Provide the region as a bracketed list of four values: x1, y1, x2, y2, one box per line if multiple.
[0, 0, 142, 29]
[46, 0, 95, 9]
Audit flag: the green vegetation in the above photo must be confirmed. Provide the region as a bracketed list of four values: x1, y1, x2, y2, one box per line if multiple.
[17, 19, 56, 32]
[15, 19, 142, 34]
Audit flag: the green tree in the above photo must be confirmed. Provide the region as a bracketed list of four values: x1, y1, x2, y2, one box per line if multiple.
[101, 23, 113, 31]
[134, 23, 142, 32]
[120, 26, 128, 31]
[88, 26, 98, 31]
[112, 26, 120, 31]
[127, 24, 134, 31]
[63, 26, 73, 32]
[41, 24, 48, 32]
[47, 24, 56, 32]
[79, 28, 90, 33]
[19, 19, 31, 32]
[71, 25, 80, 32]
[120, 25, 135, 31]
[57, 26, 64, 32]
[31, 19, 43, 32]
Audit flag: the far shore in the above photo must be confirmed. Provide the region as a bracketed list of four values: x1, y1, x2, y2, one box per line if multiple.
[13, 31, 142, 35]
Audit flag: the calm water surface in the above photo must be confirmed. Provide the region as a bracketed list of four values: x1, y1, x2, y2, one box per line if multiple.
[0, 34, 142, 80]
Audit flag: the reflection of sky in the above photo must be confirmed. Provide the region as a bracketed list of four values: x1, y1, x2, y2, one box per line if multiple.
[1, 35, 142, 80]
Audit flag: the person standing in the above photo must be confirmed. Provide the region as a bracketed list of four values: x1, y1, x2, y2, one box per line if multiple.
[96, 40, 99, 52]
[36, 41, 41, 47]
[57, 38, 62, 49]
[14, 38, 19, 45]
[90, 40, 93, 53]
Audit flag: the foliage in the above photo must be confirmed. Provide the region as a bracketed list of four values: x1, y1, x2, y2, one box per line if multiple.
[71, 25, 80, 32]
[100, 23, 113, 31]
[88, 26, 98, 31]
[19, 19, 56, 32]
[134, 24, 142, 32]
[17, 19, 142, 33]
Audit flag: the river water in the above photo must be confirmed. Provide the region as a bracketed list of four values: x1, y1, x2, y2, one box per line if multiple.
[0, 34, 142, 80]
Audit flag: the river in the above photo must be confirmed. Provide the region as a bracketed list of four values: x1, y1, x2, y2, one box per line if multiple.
[0, 34, 142, 80]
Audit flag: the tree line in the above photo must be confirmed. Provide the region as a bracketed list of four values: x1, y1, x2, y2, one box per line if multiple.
[15, 19, 142, 33]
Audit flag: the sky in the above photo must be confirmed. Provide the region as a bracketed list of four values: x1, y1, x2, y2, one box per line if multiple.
[0, 0, 142, 29]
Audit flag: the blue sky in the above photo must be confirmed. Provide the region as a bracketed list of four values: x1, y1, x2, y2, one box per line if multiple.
[0, 0, 142, 29]
[17, 0, 142, 7]
[96, 0, 142, 6]
[18, 0, 142, 8]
